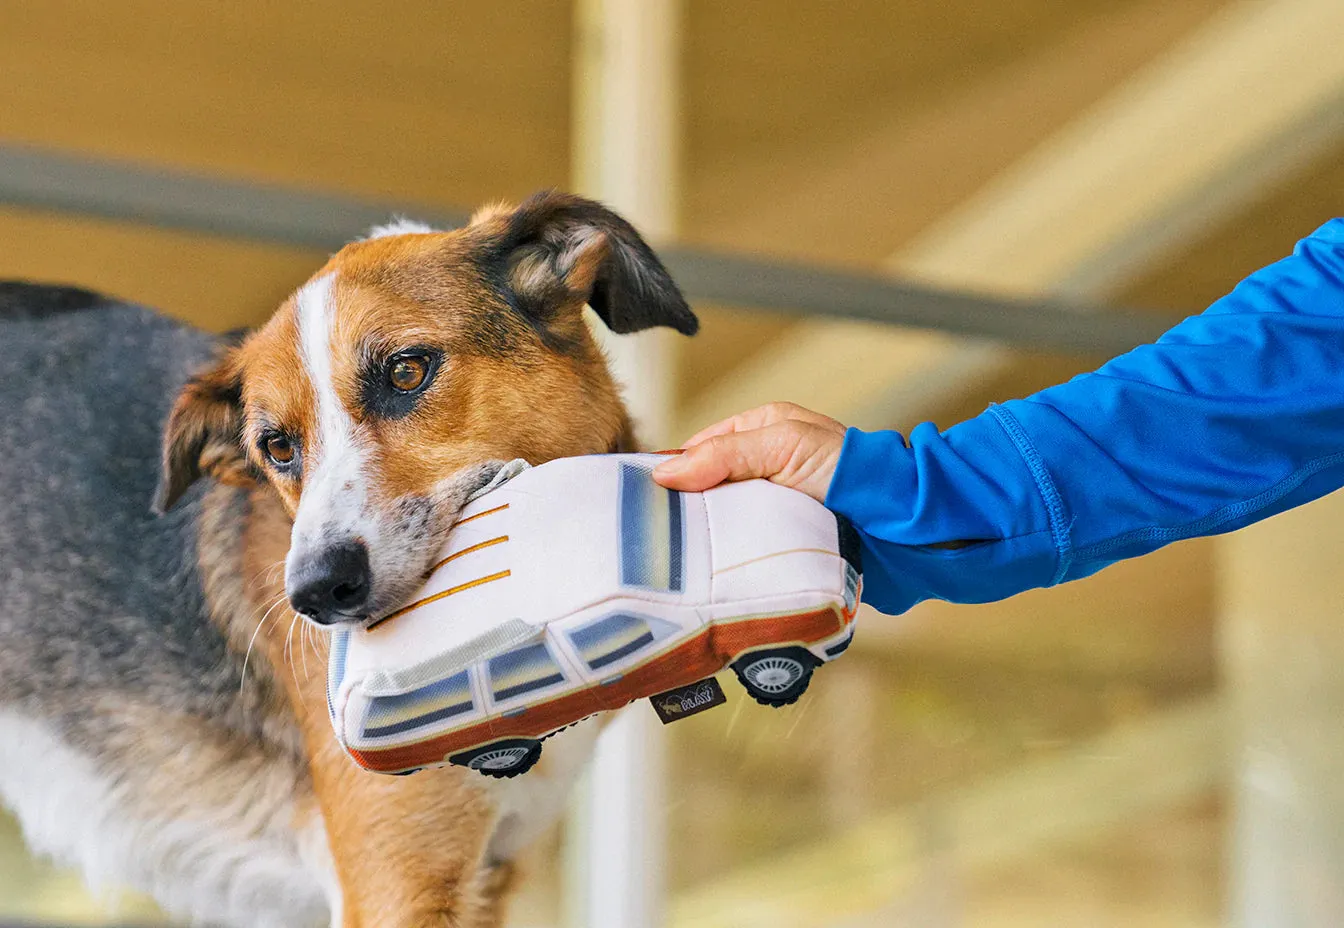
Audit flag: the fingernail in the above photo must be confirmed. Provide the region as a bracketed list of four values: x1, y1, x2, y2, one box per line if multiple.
[653, 457, 684, 475]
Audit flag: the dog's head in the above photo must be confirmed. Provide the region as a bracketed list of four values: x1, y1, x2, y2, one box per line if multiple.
[155, 191, 697, 626]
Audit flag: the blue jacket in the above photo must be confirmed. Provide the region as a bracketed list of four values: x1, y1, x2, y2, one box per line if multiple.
[824, 219, 1344, 615]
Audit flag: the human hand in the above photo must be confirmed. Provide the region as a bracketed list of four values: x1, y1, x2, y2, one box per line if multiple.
[652, 402, 847, 502]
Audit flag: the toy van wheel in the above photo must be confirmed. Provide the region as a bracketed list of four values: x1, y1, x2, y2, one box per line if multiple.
[449, 739, 543, 778]
[731, 647, 819, 707]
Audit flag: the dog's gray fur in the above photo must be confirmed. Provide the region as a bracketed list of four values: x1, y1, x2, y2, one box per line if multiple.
[0, 283, 328, 925]
[0, 282, 275, 738]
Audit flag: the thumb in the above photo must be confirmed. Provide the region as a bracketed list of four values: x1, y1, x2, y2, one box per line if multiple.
[653, 427, 793, 492]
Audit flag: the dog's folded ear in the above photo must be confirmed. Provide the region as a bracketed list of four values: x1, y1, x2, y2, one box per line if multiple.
[475, 190, 698, 337]
[153, 350, 251, 513]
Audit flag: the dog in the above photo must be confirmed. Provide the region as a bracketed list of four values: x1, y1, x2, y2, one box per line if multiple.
[0, 191, 697, 927]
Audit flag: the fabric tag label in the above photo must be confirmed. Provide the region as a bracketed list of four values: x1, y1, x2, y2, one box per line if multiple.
[649, 677, 727, 724]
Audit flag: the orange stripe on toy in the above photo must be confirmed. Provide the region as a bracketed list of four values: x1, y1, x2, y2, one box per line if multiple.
[715, 547, 841, 575]
[452, 503, 509, 527]
[369, 570, 512, 629]
[429, 536, 508, 573]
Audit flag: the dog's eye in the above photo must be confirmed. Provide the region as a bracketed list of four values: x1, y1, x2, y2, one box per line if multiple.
[388, 353, 431, 393]
[263, 434, 296, 466]
[361, 347, 441, 419]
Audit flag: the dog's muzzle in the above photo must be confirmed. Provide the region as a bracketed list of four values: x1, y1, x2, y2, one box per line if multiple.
[287, 540, 372, 625]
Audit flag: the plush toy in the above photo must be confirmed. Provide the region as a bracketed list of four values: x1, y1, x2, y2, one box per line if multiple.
[326, 453, 862, 778]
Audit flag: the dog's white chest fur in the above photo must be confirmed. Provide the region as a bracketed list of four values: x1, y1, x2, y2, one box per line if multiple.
[0, 712, 332, 927]
[483, 719, 602, 861]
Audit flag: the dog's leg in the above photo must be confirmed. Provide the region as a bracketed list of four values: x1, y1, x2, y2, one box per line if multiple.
[300, 727, 513, 928]
[268, 618, 515, 928]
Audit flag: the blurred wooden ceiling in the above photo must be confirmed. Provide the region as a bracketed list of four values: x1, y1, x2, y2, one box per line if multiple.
[0, 0, 1339, 420]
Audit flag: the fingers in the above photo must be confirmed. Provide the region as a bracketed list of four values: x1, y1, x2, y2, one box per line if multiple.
[680, 402, 844, 449]
[654, 418, 844, 502]
[656, 426, 790, 491]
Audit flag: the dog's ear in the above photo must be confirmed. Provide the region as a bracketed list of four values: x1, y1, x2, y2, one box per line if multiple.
[153, 350, 250, 513]
[474, 190, 698, 337]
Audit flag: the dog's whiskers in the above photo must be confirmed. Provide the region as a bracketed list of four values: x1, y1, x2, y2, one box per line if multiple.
[239, 583, 284, 624]
[239, 592, 288, 698]
[304, 621, 327, 682]
[245, 557, 287, 589]
[283, 614, 303, 692]
[298, 616, 312, 682]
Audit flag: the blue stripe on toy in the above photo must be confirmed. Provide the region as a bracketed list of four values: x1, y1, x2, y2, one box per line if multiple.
[588, 630, 655, 669]
[667, 488, 684, 593]
[362, 670, 474, 739]
[570, 612, 656, 671]
[327, 628, 349, 721]
[619, 462, 648, 587]
[494, 673, 566, 702]
[618, 462, 685, 593]
[568, 612, 683, 672]
[489, 641, 567, 702]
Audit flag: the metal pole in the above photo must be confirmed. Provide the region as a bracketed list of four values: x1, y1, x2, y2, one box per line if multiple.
[563, 2, 680, 928]
[1220, 491, 1344, 927]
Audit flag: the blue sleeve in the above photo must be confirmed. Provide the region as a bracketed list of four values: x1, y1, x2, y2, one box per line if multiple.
[824, 219, 1344, 615]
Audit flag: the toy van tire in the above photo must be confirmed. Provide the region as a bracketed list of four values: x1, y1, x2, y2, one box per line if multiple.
[731, 647, 821, 707]
[449, 739, 544, 778]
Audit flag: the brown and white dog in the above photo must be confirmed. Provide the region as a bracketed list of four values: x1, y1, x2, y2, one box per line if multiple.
[0, 192, 696, 926]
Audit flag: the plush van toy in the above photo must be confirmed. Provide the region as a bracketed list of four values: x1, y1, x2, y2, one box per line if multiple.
[327, 453, 862, 778]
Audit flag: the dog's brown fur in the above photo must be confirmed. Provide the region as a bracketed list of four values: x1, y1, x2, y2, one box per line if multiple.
[155, 192, 696, 925]
[240, 484, 509, 926]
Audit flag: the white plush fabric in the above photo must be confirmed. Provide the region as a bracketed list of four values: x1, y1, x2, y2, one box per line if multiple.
[327, 453, 861, 774]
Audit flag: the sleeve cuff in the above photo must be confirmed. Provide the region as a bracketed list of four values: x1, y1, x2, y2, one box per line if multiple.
[821, 415, 1063, 614]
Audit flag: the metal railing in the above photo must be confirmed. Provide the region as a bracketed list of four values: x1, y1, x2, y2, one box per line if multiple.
[0, 143, 1171, 357]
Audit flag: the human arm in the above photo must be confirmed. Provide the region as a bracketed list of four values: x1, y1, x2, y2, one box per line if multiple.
[656, 219, 1344, 615]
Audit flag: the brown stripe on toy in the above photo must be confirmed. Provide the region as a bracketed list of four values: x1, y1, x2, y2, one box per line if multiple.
[452, 503, 509, 527]
[429, 536, 508, 573]
[368, 570, 512, 630]
[714, 547, 841, 575]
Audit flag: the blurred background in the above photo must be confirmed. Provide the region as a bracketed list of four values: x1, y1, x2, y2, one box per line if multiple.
[3, 0, 1344, 926]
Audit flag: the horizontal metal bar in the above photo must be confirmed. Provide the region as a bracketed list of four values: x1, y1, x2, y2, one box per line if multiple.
[660, 247, 1171, 356]
[0, 143, 468, 250]
[0, 143, 1171, 355]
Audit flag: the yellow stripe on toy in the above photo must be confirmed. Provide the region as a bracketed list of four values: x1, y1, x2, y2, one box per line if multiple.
[370, 569, 512, 628]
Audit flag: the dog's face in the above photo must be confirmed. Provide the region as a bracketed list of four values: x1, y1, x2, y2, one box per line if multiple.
[156, 193, 696, 625]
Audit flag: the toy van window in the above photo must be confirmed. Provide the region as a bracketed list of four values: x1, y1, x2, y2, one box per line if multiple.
[569, 613, 657, 671]
[327, 627, 351, 717]
[488, 642, 566, 702]
[619, 462, 685, 593]
[844, 564, 860, 611]
[362, 670, 475, 739]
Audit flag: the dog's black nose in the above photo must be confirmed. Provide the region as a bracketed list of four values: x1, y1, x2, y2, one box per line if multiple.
[287, 541, 371, 624]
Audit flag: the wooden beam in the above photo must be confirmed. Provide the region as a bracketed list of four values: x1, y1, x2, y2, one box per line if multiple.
[565, 4, 681, 928]
[678, 0, 1344, 436]
[670, 697, 1224, 928]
